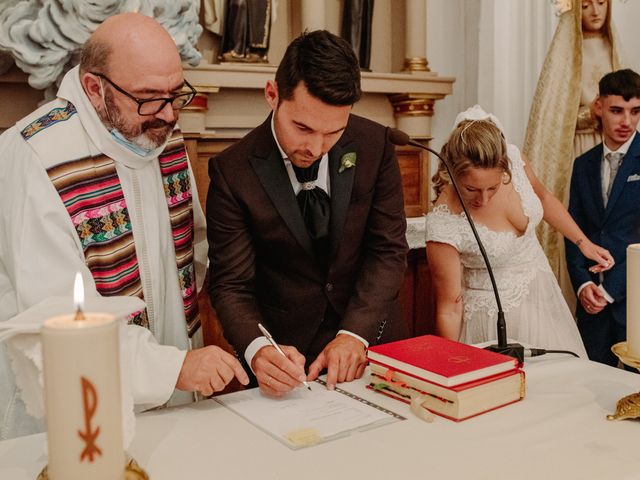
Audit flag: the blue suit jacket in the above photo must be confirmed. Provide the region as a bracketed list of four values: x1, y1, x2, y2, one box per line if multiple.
[566, 133, 640, 327]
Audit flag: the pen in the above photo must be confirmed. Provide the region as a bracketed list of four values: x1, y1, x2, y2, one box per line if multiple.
[257, 322, 312, 391]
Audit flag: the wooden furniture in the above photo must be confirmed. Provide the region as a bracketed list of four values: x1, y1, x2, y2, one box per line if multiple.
[396, 143, 430, 217]
[185, 134, 430, 222]
[185, 134, 237, 210]
[402, 248, 436, 337]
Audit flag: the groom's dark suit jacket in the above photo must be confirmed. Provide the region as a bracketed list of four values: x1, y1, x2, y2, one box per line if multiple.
[566, 134, 640, 333]
[206, 114, 409, 364]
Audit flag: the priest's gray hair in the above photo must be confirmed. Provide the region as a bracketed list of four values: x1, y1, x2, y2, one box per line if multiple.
[79, 39, 112, 77]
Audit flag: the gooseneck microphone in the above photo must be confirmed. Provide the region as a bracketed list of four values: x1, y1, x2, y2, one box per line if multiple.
[389, 128, 525, 363]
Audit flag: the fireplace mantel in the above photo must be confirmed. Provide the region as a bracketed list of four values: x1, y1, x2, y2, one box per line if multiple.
[185, 62, 454, 94]
[181, 62, 454, 140]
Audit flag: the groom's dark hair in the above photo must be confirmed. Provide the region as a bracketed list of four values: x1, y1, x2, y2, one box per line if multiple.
[275, 30, 362, 106]
[599, 69, 640, 101]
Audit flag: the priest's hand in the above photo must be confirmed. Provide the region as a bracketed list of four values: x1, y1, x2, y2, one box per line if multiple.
[252, 345, 307, 396]
[307, 334, 367, 390]
[176, 346, 249, 396]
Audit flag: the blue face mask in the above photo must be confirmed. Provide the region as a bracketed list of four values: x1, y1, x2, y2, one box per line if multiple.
[110, 128, 156, 157]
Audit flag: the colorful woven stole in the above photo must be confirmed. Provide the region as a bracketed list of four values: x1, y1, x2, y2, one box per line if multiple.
[45, 132, 200, 336]
[158, 135, 200, 336]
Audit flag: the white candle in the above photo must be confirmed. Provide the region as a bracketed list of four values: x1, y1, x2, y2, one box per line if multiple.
[41, 274, 124, 479]
[627, 244, 640, 358]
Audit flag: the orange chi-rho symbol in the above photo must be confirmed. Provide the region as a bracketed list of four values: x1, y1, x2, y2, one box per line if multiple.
[77, 376, 102, 463]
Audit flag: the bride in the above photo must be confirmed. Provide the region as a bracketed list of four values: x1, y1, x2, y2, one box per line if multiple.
[425, 106, 613, 357]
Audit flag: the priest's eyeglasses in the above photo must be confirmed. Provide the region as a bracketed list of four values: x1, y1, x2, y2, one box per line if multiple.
[91, 72, 197, 116]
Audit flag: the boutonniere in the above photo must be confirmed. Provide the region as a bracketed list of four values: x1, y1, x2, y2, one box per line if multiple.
[338, 152, 357, 173]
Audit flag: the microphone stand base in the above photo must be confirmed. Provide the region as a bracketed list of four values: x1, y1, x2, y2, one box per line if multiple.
[485, 342, 525, 364]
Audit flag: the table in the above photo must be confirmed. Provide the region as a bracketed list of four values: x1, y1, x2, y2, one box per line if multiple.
[1, 355, 639, 480]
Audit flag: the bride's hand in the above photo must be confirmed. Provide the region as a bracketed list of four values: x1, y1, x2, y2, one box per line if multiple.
[578, 239, 614, 273]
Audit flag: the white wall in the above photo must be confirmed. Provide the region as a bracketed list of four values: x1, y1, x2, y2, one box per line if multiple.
[426, 0, 475, 153]
[612, 1, 640, 72]
[426, 0, 639, 154]
[427, 0, 556, 152]
[476, 0, 557, 147]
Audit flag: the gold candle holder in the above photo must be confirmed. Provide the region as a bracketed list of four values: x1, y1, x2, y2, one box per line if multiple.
[37, 455, 149, 479]
[606, 342, 640, 421]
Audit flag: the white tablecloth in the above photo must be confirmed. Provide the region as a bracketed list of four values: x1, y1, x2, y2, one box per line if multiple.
[1, 355, 639, 480]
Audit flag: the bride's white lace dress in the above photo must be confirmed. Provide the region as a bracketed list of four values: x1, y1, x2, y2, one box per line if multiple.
[426, 145, 587, 357]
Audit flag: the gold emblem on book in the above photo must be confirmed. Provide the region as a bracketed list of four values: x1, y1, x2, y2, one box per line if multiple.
[448, 355, 470, 364]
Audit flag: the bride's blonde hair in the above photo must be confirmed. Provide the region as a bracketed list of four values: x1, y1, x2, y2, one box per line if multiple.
[432, 119, 512, 199]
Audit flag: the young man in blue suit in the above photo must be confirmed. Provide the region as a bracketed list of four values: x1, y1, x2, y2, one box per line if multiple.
[566, 69, 640, 366]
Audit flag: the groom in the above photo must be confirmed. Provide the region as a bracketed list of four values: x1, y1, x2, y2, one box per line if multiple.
[566, 69, 640, 366]
[207, 30, 409, 394]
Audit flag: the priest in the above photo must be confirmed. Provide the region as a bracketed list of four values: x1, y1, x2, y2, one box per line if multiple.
[0, 12, 248, 440]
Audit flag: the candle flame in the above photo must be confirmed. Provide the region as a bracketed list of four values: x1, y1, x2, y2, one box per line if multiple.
[73, 272, 85, 317]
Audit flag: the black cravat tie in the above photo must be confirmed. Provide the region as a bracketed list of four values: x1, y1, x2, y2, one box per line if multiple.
[291, 161, 331, 259]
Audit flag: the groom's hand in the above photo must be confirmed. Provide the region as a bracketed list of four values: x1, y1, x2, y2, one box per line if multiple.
[252, 345, 307, 396]
[307, 334, 367, 390]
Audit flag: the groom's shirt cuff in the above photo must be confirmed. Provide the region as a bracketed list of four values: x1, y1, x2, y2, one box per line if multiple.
[577, 281, 595, 299]
[337, 329, 369, 348]
[244, 337, 271, 374]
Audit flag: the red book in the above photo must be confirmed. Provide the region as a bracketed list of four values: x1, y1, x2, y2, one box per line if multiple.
[367, 336, 525, 421]
[368, 365, 525, 421]
[367, 335, 519, 387]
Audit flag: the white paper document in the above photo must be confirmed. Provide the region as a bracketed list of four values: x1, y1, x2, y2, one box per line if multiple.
[215, 380, 401, 449]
